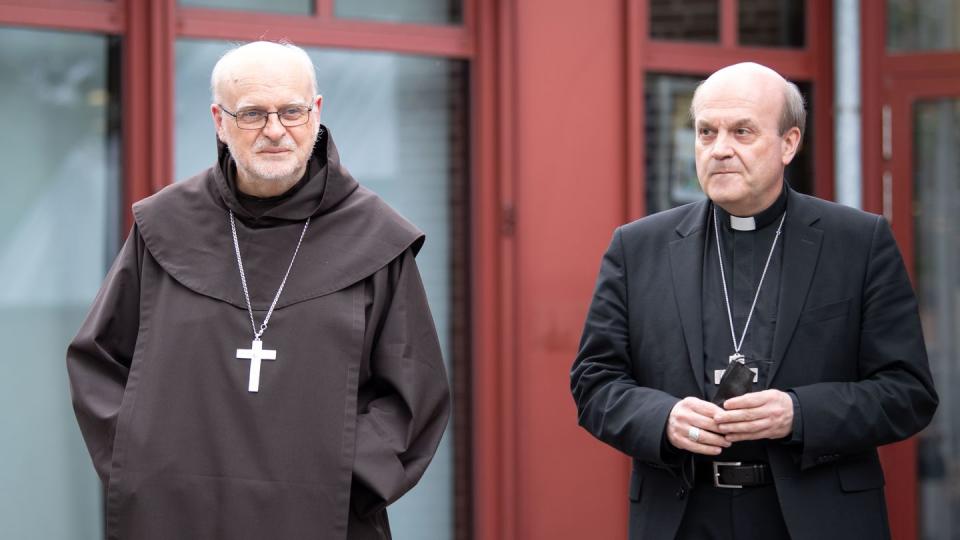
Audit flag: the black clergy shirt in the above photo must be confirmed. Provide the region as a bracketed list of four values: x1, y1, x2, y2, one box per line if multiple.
[702, 185, 787, 461]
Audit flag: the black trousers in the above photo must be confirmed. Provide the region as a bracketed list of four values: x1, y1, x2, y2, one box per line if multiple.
[675, 483, 791, 540]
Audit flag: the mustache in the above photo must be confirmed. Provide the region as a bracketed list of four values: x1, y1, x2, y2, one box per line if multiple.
[253, 137, 296, 152]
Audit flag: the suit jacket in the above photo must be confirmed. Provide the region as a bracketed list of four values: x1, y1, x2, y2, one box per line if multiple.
[571, 189, 938, 540]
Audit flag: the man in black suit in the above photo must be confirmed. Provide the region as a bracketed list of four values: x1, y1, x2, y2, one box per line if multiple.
[571, 62, 938, 539]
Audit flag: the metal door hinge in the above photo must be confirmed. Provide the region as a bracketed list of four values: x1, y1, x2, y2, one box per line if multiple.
[501, 202, 516, 235]
[882, 105, 892, 160]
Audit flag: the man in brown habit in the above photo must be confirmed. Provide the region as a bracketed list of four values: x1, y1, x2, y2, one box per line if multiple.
[571, 62, 937, 539]
[67, 41, 450, 539]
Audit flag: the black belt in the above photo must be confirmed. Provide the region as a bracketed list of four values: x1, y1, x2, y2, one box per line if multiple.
[695, 461, 772, 489]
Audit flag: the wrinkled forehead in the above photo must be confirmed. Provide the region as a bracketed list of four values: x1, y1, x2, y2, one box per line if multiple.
[224, 77, 313, 109]
[216, 52, 314, 106]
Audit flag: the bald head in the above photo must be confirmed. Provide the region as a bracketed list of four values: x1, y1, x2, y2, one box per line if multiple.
[210, 41, 317, 105]
[691, 62, 806, 144]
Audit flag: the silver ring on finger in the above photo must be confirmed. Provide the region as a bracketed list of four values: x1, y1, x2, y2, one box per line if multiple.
[687, 426, 701, 443]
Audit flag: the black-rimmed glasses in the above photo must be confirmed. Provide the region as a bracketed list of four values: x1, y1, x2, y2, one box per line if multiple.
[218, 104, 313, 130]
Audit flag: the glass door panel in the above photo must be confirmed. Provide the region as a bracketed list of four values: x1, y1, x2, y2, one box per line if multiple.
[0, 26, 121, 540]
[887, 0, 960, 52]
[914, 97, 960, 540]
[335, 0, 463, 25]
[178, 0, 313, 15]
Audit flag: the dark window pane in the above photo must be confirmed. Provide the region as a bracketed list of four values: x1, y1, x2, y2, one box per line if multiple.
[336, 0, 462, 25]
[650, 0, 719, 42]
[644, 74, 703, 214]
[178, 0, 312, 15]
[887, 0, 960, 52]
[644, 74, 813, 215]
[914, 98, 960, 540]
[175, 39, 469, 540]
[0, 25, 121, 540]
[738, 0, 805, 48]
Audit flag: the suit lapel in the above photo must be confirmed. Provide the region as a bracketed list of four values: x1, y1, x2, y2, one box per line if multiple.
[669, 200, 710, 396]
[766, 190, 823, 387]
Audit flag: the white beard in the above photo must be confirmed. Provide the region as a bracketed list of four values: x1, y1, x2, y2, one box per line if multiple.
[226, 124, 321, 185]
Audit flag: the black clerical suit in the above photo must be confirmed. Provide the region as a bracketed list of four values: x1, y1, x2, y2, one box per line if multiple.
[571, 187, 938, 540]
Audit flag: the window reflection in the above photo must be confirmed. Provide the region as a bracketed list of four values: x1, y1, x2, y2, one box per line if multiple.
[914, 98, 960, 540]
[179, 0, 312, 15]
[888, 0, 960, 52]
[0, 26, 120, 540]
[335, 0, 462, 25]
[645, 74, 702, 214]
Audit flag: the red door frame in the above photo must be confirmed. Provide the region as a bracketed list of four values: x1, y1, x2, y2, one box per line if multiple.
[471, 1, 517, 538]
[0, 0, 119, 32]
[862, 5, 960, 538]
[884, 77, 960, 540]
[887, 77, 960, 281]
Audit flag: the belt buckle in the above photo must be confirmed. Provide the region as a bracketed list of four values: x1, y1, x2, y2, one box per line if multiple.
[712, 461, 743, 489]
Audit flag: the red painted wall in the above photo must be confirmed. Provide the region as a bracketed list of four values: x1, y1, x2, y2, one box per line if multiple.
[512, 1, 629, 538]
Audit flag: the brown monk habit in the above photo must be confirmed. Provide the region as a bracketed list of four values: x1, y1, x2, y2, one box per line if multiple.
[67, 126, 451, 540]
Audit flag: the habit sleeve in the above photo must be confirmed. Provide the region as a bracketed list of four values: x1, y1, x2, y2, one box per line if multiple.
[66, 229, 142, 484]
[352, 248, 451, 516]
[571, 228, 681, 464]
[791, 216, 938, 468]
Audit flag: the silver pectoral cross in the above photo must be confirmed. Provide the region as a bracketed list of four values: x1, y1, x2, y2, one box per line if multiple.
[236, 339, 277, 393]
[713, 353, 759, 385]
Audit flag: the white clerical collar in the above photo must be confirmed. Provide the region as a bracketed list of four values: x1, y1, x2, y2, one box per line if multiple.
[729, 215, 756, 231]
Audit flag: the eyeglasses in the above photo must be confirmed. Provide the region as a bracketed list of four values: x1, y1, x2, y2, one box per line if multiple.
[218, 104, 313, 130]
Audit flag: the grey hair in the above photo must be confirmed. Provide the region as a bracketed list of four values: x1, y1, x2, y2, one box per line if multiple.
[781, 80, 806, 145]
[210, 40, 317, 104]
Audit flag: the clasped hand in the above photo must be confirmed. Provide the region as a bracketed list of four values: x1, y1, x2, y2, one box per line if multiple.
[666, 390, 794, 455]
